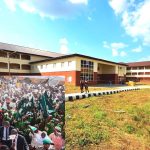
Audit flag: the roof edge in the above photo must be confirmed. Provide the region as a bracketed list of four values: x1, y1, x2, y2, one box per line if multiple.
[30, 53, 128, 66]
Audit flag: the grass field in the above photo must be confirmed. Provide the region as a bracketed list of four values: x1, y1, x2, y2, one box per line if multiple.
[65, 88, 150, 150]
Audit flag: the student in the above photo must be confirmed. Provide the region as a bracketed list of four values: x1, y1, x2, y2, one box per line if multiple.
[80, 79, 84, 93]
[84, 79, 89, 93]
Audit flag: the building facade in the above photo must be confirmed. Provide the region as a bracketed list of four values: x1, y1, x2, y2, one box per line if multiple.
[0, 42, 64, 75]
[0, 42, 127, 85]
[30, 54, 127, 85]
[126, 61, 150, 82]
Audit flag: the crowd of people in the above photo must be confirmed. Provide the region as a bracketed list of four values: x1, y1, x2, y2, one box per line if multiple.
[0, 76, 65, 150]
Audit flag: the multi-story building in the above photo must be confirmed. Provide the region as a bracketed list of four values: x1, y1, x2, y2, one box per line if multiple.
[126, 61, 150, 82]
[0, 42, 64, 75]
[0, 42, 127, 85]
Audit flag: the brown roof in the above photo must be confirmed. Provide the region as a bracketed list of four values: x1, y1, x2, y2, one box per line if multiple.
[126, 61, 150, 67]
[0, 42, 64, 58]
[30, 53, 128, 66]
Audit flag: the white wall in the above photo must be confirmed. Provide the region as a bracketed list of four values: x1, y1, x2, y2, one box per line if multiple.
[31, 57, 76, 73]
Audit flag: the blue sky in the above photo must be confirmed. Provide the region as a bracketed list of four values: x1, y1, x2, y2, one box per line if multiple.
[0, 0, 150, 63]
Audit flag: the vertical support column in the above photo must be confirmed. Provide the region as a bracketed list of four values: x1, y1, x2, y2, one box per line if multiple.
[8, 52, 10, 76]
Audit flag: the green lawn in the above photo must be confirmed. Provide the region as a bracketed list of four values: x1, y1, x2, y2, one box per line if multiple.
[65, 88, 150, 150]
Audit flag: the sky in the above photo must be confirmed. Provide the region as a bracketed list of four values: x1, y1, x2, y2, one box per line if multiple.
[0, 0, 150, 63]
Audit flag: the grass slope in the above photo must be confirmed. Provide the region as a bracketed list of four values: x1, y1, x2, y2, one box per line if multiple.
[65, 89, 150, 150]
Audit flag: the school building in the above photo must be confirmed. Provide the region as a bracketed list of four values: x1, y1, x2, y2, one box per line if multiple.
[126, 61, 150, 82]
[2, 42, 149, 86]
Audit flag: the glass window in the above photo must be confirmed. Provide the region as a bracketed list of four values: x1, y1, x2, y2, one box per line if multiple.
[126, 73, 131, 75]
[139, 66, 144, 70]
[132, 67, 137, 70]
[45, 64, 48, 69]
[80, 60, 94, 81]
[53, 63, 56, 68]
[138, 72, 144, 75]
[127, 67, 131, 70]
[61, 62, 64, 68]
[145, 66, 150, 69]
[132, 72, 137, 75]
[68, 61, 72, 66]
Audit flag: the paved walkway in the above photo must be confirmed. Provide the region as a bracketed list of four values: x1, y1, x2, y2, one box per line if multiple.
[65, 85, 150, 101]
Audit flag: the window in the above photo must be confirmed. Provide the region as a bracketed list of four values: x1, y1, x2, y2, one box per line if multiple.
[0, 51, 7, 58]
[126, 73, 131, 75]
[68, 61, 72, 66]
[0, 62, 8, 69]
[139, 66, 144, 70]
[132, 72, 137, 75]
[53, 63, 56, 68]
[145, 72, 150, 75]
[127, 67, 131, 70]
[9, 53, 20, 59]
[80, 60, 94, 81]
[22, 64, 31, 70]
[138, 72, 144, 75]
[61, 62, 64, 68]
[45, 64, 48, 69]
[132, 67, 137, 70]
[10, 63, 20, 69]
[21, 54, 30, 60]
[31, 66, 34, 70]
[145, 66, 150, 69]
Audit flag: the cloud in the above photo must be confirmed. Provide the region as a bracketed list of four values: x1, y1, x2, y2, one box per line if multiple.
[132, 46, 142, 53]
[3, 0, 89, 19]
[88, 16, 92, 21]
[19, 1, 36, 13]
[59, 38, 69, 54]
[108, 0, 128, 14]
[112, 48, 118, 56]
[120, 51, 127, 56]
[139, 56, 150, 61]
[109, 0, 150, 45]
[3, 0, 16, 11]
[103, 41, 110, 49]
[110, 42, 127, 49]
[68, 0, 88, 5]
[103, 41, 127, 57]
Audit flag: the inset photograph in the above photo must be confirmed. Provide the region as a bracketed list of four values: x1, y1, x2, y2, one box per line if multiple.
[0, 76, 65, 150]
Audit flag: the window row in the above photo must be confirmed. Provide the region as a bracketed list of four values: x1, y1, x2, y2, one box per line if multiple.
[37, 61, 72, 69]
[0, 51, 31, 60]
[127, 66, 150, 70]
[126, 72, 150, 75]
[0, 62, 30, 70]
[80, 73, 94, 81]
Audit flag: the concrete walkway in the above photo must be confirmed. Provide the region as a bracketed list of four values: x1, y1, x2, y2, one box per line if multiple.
[65, 87, 141, 101]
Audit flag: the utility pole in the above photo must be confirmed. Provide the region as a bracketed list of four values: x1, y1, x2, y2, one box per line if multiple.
[8, 51, 17, 76]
